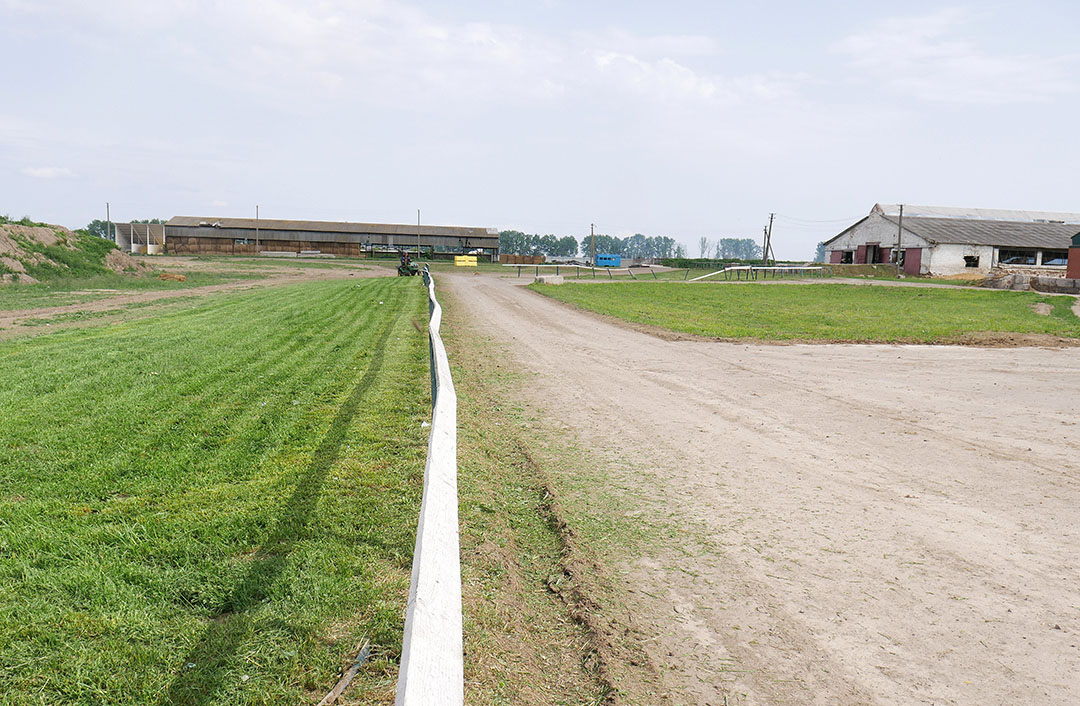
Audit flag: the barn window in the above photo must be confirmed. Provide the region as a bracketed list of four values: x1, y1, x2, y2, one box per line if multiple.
[999, 249, 1036, 265]
[964, 256, 980, 268]
[1042, 250, 1068, 266]
[234, 238, 252, 245]
[841, 251, 853, 264]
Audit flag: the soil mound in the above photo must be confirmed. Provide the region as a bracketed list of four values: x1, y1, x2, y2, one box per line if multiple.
[0, 221, 148, 284]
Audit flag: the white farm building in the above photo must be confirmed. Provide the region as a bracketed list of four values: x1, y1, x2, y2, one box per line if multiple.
[824, 204, 1080, 276]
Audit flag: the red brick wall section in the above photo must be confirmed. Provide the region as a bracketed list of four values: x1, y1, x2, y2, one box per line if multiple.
[1067, 247, 1080, 279]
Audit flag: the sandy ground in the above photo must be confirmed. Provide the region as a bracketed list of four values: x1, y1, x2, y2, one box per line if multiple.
[446, 272, 1080, 706]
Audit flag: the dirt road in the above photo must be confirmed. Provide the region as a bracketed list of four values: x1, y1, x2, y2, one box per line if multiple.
[446, 273, 1080, 706]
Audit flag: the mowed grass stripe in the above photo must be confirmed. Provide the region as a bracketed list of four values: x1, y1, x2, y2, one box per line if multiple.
[528, 281, 1080, 343]
[2, 280, 388, 493]
[0, 277, 429, 704]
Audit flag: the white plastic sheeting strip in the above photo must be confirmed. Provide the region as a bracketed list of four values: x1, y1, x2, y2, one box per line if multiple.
[395, 268, 464, 706]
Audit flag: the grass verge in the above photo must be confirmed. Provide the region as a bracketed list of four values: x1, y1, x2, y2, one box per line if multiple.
[0, 278, 429, 705]
[528, 281, 1080, 343]
[441, 287, 668, 706]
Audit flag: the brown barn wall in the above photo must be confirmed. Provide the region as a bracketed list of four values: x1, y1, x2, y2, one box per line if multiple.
[167, 236, 372, 257]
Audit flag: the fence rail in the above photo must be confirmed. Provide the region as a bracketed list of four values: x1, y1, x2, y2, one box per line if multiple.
[395, 267, 463, 706]
[688, 265, 830, 282]
[508, 263, 658, 279]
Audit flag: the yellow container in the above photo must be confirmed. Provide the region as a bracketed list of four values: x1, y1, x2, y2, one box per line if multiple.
[454, 255, 478, 267]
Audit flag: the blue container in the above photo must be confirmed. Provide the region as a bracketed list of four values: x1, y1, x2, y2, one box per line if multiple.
[596, 253, 621, 267]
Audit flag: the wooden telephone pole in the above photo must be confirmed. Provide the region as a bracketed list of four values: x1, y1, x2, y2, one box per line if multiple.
[762, 212, 775, 266]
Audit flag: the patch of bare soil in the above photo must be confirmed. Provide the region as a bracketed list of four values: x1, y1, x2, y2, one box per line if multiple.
[447, 272, 1080, 706]
[105, 248, 151, 274]
[1031, 301, 1053, 316]
[0, 272, 38, 284]
[948, 330, 1080, 348]
[936, 271, 988, 282]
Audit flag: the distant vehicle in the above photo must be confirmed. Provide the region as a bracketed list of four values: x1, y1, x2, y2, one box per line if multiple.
[397, 250, 420, 276]
[596, 253, 621, 267]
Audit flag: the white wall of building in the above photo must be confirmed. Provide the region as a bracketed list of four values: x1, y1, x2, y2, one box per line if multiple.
[827, 213, 929, 253]
[926, 243, 995, 275]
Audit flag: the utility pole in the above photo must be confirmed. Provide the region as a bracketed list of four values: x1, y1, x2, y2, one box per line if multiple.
[255, 204, 260, 252]
[590, 223, 596, 266]
[417, 208, 421, 259]
[761, 214, 775, 266]
[106, 202, 111, 242]
[765, 212, 775, 266]
[896, 203, 904, 276]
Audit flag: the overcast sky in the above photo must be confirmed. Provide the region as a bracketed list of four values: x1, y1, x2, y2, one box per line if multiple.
[3, 1, 1079, 258]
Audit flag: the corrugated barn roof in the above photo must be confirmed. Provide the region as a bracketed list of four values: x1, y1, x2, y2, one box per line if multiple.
[883, 215, 1078, 249]
[166, 216, 497, 238]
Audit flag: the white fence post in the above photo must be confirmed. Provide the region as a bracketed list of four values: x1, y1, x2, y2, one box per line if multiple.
[395, 267, 464, 706]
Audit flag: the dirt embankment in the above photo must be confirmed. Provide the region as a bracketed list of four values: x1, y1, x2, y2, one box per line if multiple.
[0, 222, 148, 284]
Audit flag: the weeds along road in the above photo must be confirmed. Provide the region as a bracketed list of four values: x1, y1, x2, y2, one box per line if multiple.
[445, 272, 1080, 706]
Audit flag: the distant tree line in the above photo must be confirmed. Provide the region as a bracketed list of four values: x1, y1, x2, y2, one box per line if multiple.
[582, 233, 678, 259]
[499, 230, 681, 259]
[499, 231, 579, 257]
[697, 237, 762, 260]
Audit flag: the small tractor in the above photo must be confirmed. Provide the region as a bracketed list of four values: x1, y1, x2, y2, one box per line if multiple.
[397, 250, 420, 276]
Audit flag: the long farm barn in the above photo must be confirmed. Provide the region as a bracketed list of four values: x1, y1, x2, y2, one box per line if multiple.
[115, 216, 501, 259]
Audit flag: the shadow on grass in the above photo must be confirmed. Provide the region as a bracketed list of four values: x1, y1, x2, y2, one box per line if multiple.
[161, 310, 402, 705]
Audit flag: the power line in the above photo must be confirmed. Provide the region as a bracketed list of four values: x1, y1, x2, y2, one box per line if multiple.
[774, 213, 863, 225]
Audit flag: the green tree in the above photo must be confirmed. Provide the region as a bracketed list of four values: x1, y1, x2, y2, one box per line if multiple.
[556, 236, 578, 257]
[579, 234, 623, 259]
[84, 219, 114, 240]
[499, 230, 526, 254]
[814, 241, 826, 262]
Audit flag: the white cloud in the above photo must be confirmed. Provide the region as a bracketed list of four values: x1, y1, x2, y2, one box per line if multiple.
[834, 8, 1078, 104]
[2, 0, 796, 113]
[21, 166, 76, 179]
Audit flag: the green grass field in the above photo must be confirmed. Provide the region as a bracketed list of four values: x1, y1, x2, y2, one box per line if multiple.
[528, 281, 1080, 343]
[0, 277, 429, 704]
[0, 271, 256, 312]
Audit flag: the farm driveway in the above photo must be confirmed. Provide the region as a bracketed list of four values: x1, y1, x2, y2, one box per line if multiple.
[446, 273, 1079, 706]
